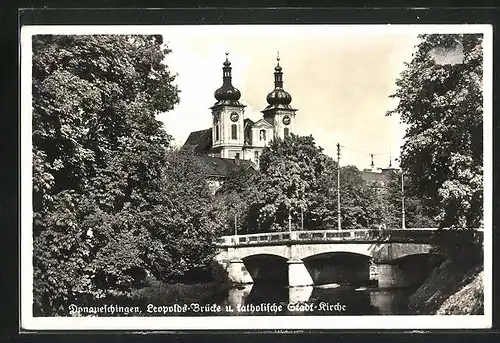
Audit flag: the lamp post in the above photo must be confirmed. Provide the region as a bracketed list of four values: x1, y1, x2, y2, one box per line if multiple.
[234, 214, 238, 237]
[401, 172, 406, 230]
[301, 207, 304, 231]
[337, 143, 341, 231]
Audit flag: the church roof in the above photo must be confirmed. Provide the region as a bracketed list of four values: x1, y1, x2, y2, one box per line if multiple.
[244, 118, 254, 127]
[212, 53, 245, 108]
[199, 155, 256, 178]
[264, 117, 274, 125]
[184, 128, 213, 153]
[262, 53, 297, 113]
[253, 118, 274, 128]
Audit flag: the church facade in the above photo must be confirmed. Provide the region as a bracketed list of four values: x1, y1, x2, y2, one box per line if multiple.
[184, 53, 398, 188]
[184, 53, 297, 166]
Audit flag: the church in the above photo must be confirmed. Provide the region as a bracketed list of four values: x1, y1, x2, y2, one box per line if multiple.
[184, 52, 398, 189]
[184, 52, 296, 166]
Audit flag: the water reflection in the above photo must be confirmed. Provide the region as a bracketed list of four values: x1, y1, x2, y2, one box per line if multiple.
[219, 282, 413, 316]
[369, 289, 413, 315]
[289, 286, 314, 304]
[225, 284, 253, 308]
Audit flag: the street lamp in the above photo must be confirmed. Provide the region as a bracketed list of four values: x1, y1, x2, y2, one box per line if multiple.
[234, 214, 238, 237]
[337, 143, 341, 231]
[301, 207, 304, 231]
[401, 171, 406, 230]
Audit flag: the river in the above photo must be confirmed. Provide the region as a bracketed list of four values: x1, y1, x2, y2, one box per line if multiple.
[215, 282, 416, 316]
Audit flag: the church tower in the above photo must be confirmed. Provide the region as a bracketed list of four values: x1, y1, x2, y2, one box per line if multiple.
[262, 53, 297, 140]
[211, 53, 246, 159]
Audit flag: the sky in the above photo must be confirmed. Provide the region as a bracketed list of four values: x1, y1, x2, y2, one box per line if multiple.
[157, 25, 422, 169]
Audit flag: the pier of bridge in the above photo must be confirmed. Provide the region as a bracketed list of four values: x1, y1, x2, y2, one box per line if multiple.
[215, 228, 482, 289]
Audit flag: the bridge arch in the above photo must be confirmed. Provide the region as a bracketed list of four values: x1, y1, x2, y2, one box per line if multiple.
[376, 252, 446, 289]
[294, 243, 373, 260]
[302, 251, 372, 261]
[371, 243, 434, 262]
[233, 245, 289, 260]
[390, 252, 446, 267]
[242, 254, 288, 284]
[303, 251, 372, 286]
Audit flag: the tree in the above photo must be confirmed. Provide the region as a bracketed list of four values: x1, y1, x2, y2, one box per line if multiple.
[32, 35, 182, 315]
[144, 149, 226, 283]
[215, 164, 261, 235]
[257, 134, 329, 231]
[231, 134, 388, 232]
[388, 34, 483, 229]
[316, 163, 391, 230]
[382, 170, 437, 229]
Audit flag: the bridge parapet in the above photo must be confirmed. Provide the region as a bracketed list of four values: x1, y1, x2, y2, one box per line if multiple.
[216, 228, 482, 247]
[216, 228, 446, 247]
[216, 229, 369, 247]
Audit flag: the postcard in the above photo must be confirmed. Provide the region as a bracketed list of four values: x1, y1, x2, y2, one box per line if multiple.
[20, 23, 492, 331]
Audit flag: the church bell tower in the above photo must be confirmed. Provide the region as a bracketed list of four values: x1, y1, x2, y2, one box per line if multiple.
[262, 52, 297, 140]
[211, 53, 246, 159]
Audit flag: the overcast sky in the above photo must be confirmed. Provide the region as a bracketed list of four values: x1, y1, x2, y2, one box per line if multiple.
[157, 25, 422, 169]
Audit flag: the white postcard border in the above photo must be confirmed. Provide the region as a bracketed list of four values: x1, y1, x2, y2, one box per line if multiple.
[20, 24, 493, 331]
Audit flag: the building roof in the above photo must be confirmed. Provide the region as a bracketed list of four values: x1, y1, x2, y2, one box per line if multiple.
[361, 167, 399, 186]
[184, 128, 213, 153]
[361, 170, 387, 184]
[199, 155, 256, 178]
[253, 118, 274, 128]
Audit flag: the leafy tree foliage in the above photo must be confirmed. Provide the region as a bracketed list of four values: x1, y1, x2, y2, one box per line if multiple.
[388, 34, 483, 229]
[145, 149, 225, 282]
[215, 164, 260, 235]
[257, 135, 329, 231]
[315, 161, 386, 230]
[382, 170, 437, 228]
[32, 35, 221, 315]
[219, 134, 394, 233]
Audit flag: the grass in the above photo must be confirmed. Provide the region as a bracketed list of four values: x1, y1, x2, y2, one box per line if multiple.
[129, 277, 232, 308]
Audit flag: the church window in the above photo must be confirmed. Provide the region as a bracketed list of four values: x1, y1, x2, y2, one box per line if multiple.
[259, 129, 266, 141]
[215, 124, 219, 141]
[284, 128, 290, 137]
[231, 124, 237, 139]
[254, 151, 259, 163]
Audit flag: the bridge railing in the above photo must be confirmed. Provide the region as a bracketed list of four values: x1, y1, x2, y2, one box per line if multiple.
[215, 227, 483, 247]
[217, 228, 482, 246]
[216, 228, 423, 246]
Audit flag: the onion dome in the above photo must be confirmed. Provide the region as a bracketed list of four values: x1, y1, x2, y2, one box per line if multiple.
[213, 53, 244, 107]
[263, 52, 295, 111]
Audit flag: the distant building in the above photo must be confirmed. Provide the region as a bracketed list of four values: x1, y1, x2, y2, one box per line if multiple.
[198, 155, 256, 193]
[184, 52, 297, 167]
[361, 157, 400, 190]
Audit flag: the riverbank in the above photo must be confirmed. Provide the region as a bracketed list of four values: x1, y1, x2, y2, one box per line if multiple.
[407, 249, 483, 315]
[124, 277, 232, 315]
[125, 264, 233, 312]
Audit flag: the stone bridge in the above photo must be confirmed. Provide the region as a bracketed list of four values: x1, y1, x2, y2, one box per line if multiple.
[215, 228, 482, 289]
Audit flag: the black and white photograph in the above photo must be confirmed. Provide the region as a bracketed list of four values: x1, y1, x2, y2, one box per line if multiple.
[20, 24, 492, 330]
